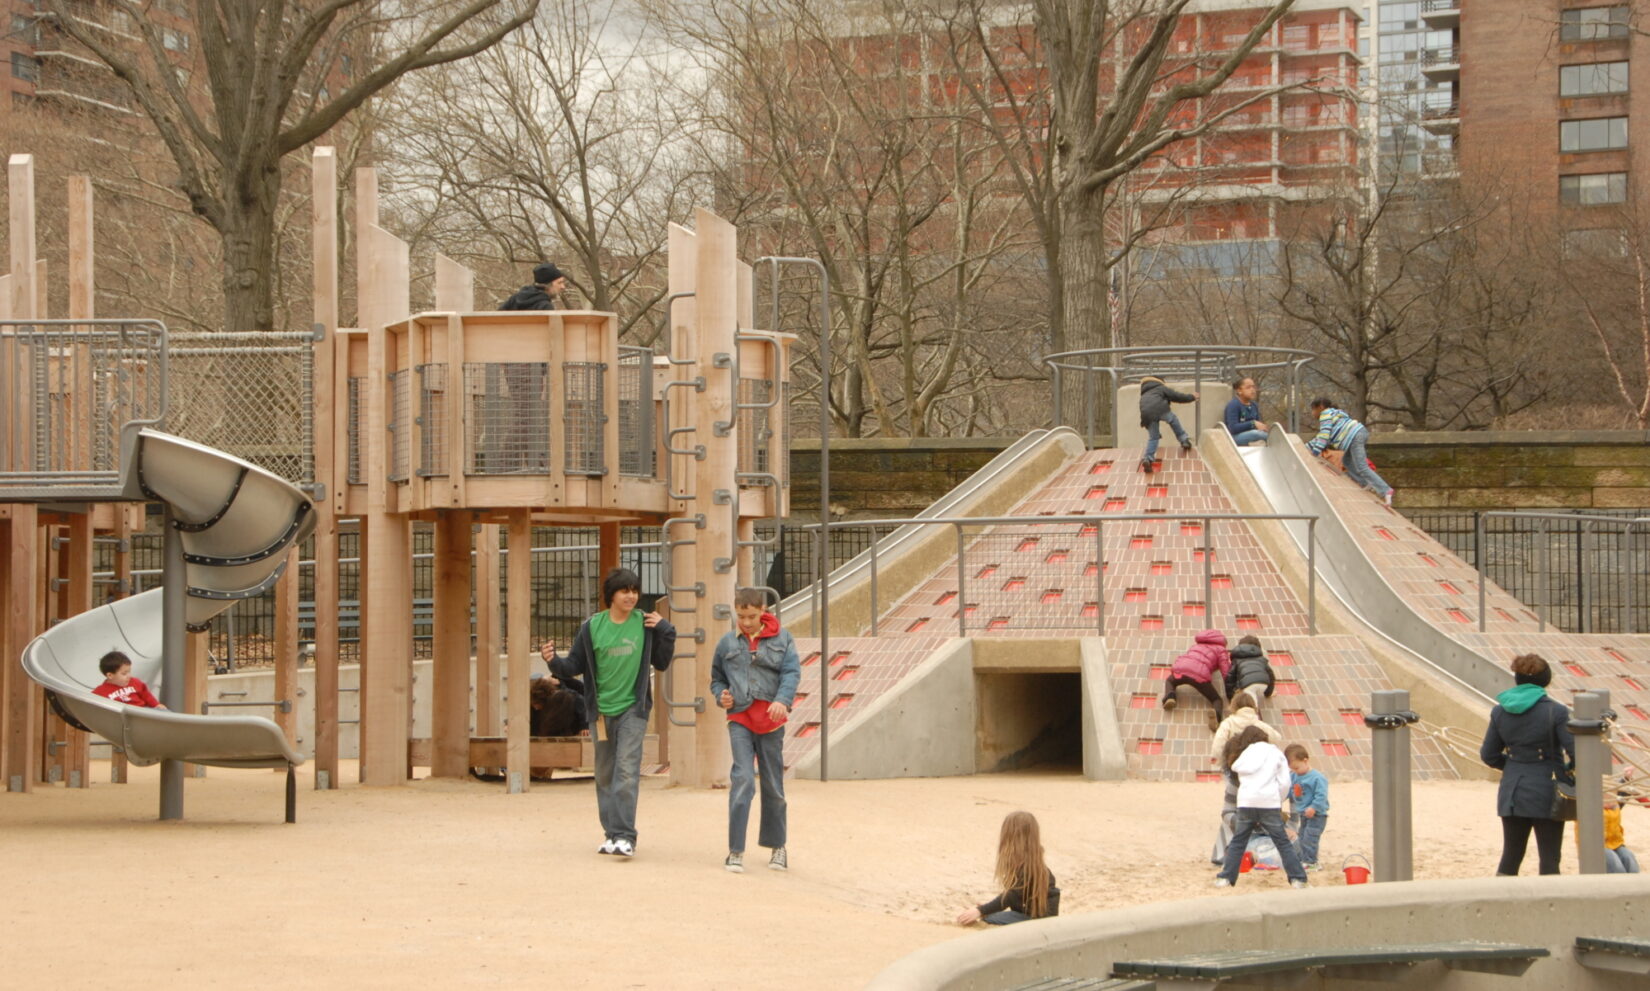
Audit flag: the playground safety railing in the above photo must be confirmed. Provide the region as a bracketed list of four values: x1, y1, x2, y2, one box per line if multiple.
[1473, 511, 1650, 633]
[0, 318, 167, 494]
[1044, 345, 1317, 446]
[796, 511, 1320, 637]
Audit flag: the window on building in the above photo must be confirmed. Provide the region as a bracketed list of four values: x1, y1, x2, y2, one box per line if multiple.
[1563, 227, 1628, 257]
[1560, 172, 1629, 204]
[1561, 116, 1629, 151]
[1560, 7, 1630, 41]
[10, 52, 37, 82]
[163, 28, 191, 52]
[11, 12, 38, 45]
[1561, 61, 1630, 95]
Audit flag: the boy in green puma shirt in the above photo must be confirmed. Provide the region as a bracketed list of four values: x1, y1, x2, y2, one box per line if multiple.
[551, 568, 677, 858]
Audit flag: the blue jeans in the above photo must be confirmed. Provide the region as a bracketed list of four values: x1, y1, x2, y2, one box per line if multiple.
[1230, 429, 1267, 447]
[1144, 412, 1190, 460]
[983, 910, 1029, 925]
[1343, 427, 1391, 497]
[1218, 807, 1307, 884]
[593, 703, 648, 843]
[1607, 845, 1641, 873]
[1293, 812, 1327, 865]
[728, 720, 787, 852]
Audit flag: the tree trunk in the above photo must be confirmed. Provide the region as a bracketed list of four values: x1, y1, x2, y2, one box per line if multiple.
[219, 167, 283, 333]
[1058, 183, 1112, 355]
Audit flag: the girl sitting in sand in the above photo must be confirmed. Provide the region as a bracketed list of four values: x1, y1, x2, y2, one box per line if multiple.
[955, 811, 1061, 926]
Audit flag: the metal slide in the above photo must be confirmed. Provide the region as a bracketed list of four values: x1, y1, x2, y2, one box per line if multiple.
[1226, 427, 1505, 700]
[21, 430, 313, 794]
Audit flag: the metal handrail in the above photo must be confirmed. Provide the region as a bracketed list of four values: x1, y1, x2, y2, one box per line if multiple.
[1474, 511, 1650, 633]
[797, 511, 1320, 636]
[1043, 345, 1318, 444]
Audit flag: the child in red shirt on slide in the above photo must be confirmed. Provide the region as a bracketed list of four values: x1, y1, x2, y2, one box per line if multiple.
[91, 651, 166, 709]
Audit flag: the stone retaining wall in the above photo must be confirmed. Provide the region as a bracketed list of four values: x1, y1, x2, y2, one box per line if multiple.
[789, 431, 1650, 515]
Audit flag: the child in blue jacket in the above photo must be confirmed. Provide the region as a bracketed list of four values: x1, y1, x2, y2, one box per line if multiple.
[1306, 398, 1394, 506]
[710, 588, 802, 873]
[1286, 742, 1330, 869]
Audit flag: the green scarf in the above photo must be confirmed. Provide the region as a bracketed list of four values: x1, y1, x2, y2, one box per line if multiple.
[1496, 682, 1547, 714]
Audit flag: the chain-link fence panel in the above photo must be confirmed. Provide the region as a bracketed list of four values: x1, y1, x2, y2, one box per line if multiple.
[163, 331, 313, 485]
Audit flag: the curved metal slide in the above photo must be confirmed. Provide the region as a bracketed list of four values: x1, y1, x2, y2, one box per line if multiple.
[21, 430, 313, 814]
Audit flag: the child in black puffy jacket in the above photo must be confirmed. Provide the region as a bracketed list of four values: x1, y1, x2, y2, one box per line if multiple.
[1225, 634, 1275, 709]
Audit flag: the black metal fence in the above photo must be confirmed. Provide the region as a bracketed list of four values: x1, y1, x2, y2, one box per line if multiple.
[95, 507, 1649, 667]
[1401, 509, 1650, 634]
[93, 517, 877, 671]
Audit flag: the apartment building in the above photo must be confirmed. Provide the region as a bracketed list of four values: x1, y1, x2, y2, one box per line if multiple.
[1453, 1, 1646, 236]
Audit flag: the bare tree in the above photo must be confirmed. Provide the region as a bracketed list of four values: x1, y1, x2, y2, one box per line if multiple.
[383, 0, 699, 340]
[44, 0, 540, 333]
[658, 0, 1041, 437]
[1556, 210, 1650, 428]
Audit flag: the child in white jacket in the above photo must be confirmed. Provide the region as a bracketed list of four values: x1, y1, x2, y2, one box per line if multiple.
[1213, 726, 1309, 889]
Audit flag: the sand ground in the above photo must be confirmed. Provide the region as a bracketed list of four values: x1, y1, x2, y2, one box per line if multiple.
[0, 765, 1571, 989]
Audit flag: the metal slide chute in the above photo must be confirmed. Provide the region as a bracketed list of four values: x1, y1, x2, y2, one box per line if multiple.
[21, 430, 313, 815]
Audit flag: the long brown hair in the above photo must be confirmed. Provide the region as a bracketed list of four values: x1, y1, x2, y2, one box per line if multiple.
[1224, 725, 1272, 770]
[995, 811, 1051, 918]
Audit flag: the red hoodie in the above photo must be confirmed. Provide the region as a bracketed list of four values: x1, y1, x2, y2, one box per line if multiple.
[729, 612, 788, 734]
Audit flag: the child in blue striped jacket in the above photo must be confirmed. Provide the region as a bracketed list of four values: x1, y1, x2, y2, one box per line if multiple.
[1306, 398, 1394, 507]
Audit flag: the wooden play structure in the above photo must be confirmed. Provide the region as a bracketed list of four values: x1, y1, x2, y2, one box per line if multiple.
[0, 146, 802, 796]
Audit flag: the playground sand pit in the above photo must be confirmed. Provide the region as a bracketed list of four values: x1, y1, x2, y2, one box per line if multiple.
[0, 768, 1539, 989]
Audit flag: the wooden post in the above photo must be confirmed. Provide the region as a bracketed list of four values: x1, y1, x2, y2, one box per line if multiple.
[691, 208, 738, 789]
[357, 167, 413, 786]
[598, 522, 621, 579]
[431, 511, 473, 778]
[434, 255, 474, 312]
[184, 632, 208, 777]
[62, 512, 92, 787]
[5, 505, 40, 792]
[311, 147, 341, 789]
[274, 546, 299, 749]
[505, 510, 531, 793]
[475, 523, 502, 742]
[41, 523, 67, 785]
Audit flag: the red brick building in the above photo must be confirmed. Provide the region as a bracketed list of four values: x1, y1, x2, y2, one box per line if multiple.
[1456, 1, 1644, 233]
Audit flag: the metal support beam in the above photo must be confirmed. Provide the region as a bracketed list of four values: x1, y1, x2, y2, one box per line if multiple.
[1572, 691, 1610, 875]
[1367, 689, 1417, 882]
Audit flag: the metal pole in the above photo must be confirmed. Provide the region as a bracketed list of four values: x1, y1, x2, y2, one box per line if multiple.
[1571, 691, 1609, 875]
[1307, 517, 1317, 635]
[159, 508, 186, 821]
[1202, 516, 1213, 618]
[1538, 518, 1548, 633]
[869, 528, 879, 637]
[1084, 365, 1097, 447]
[1366, 689, 1417, 882]
[1576, 518, 1585, 633]
[1193, 349, 1202, 444]
[955, 524, 968, 637]
[1094, 521, 1105, 636]
[1485, 511, 1498, 633]
[1051, 366, 1062, 431]
[1579, 520, 1590, 634]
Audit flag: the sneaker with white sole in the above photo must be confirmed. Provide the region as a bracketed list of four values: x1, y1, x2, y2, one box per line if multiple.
[613, 838, 635, 858]
[724, 851, 744, 873]
[1290, 879, 1309, 889]
[768, 847, 788, 871]
[597, 838, 617, 855]
[1212, 878, 1232, 888]
[1383, 489, 1395, 508]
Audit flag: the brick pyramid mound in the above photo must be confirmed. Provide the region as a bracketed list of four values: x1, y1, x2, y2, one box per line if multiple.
[783, 443, 1456, 781]
[1300, 453, 1650, 763]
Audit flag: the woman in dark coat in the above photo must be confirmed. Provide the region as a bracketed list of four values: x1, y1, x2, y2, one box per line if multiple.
[1479, 653, 1574, 875]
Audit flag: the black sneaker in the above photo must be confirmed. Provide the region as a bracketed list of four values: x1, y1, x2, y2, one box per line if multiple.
[768, 847, 788, 871]
[1140, 457, 1155, 474]
[1181, 441, 1193, 453]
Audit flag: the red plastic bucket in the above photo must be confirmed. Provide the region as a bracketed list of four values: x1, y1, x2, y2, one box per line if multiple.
[1239, 851, 1255, 873]
[1342, 854, 1371, 885]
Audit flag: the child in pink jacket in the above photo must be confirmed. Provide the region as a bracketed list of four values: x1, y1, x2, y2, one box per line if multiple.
[1162, 629, 1230, 730]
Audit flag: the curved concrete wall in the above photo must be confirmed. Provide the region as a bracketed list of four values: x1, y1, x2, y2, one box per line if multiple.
[867, 874, 1650, 991]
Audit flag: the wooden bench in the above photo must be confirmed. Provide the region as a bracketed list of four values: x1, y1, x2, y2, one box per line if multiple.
[408, 734, 660, 775]
[1576, 936, 1650, 976]
[1109, 942, 1548, 984]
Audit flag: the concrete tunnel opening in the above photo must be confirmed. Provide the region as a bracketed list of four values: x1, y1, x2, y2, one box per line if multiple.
[974, 671, 1084, 774]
